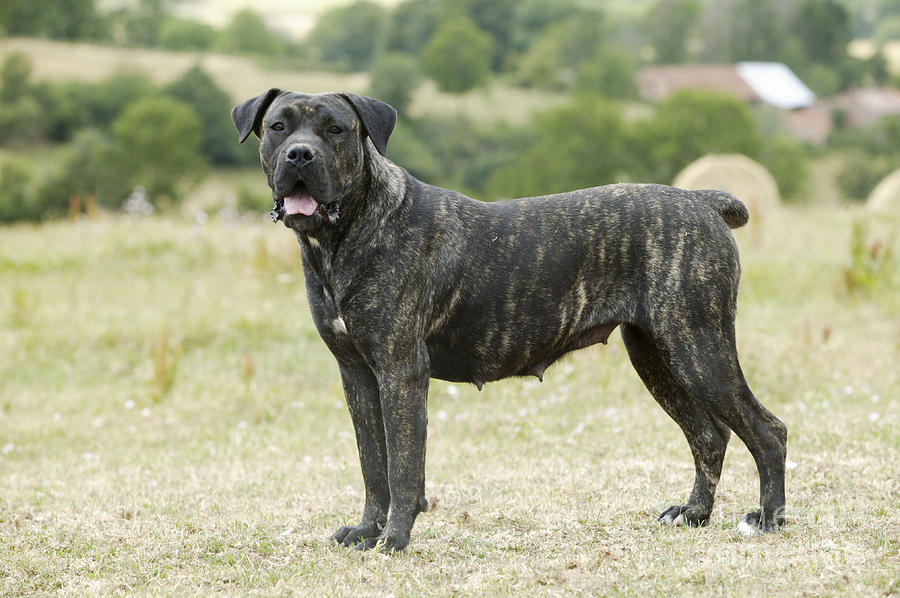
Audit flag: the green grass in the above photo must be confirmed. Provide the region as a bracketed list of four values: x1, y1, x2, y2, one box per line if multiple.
[0, 206, 898, 596]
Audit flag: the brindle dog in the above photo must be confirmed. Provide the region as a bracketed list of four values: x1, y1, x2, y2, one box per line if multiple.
[231, 90, 787, 552]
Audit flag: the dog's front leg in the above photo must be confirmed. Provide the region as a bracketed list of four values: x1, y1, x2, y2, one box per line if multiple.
[330, 360, 391, 548]
[354, 347, 430, 552]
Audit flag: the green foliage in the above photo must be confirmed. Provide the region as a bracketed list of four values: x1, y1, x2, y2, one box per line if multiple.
[454, 0, 519, 71]
[0, 161, 44, 222]
[30, 81, 93, 142]
[159, 18, 218, 52]
[638, 90, 763, 182]
[367, 54, 423, 116]
[516, 15, 606, 90]
[486, 97, 634, 198]
[837, 153, 897, 202]
[843, 219, 896, 294]
[217, 9, 284, 56]
[306, 1, 388, 71]
[87, 70, 158, 128]
[383, 0, 442, 56]
[165, 65, 255, 166]
[422, 17, 494, 93]
[110, 96, 206, 202]
[758, 136, 811, 202]
[645, 0, 701, 63]
[831, 115, 900, 201]
[794, 0, 852, 65]
[508, 0, 582, 58]
[35, 129, 131, 211]
[575, 48, 638, 99]
[1, 53, 33, 103]
[113, 0, 167, 47]
[0, 54, 41, 144]
[0, 0, 106, 40]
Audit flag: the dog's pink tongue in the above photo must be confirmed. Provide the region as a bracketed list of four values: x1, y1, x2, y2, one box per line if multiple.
[284, 192, 318, 216]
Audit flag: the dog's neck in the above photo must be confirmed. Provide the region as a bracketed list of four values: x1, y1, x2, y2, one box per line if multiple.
[296, 141, 408, 298]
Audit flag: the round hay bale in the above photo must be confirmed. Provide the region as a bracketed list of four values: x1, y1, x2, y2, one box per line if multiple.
[672, 154, 780, 220]
[866, 168, 900, 211]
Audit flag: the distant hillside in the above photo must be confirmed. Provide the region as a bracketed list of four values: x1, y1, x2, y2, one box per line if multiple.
[0, 37, 565, 124]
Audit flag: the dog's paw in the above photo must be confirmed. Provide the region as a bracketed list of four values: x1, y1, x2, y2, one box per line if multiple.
[736, 510, 785, 536]
[657, 505, 710, 527]
[329, 522, 383, 547]
[352, 532, 409, 553]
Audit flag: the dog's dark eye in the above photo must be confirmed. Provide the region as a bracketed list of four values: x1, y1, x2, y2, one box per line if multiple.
[271, 123, 285, 132]
[328, 125, 343, 134]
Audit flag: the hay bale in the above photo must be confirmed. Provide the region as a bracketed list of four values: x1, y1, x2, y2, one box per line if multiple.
[866, 168, 900, 211]
[672, 154, 780, 219]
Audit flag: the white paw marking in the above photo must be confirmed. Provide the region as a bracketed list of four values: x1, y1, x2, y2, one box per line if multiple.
[736, 519, 763, 537]
[673, 513, 686, 526]
[331, 317, 347, 334]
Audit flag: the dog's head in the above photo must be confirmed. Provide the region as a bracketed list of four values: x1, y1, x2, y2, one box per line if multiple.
[231, 90, 397, 233]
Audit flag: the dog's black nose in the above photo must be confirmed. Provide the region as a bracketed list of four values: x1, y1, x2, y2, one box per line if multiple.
[285, 144, 316, 168]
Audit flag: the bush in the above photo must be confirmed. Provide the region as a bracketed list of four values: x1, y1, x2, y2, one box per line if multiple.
[758, 137, 811, 202]
[367, 54, 422, 116]
[159, 18, 218, 52]
[515, 15, 606, 89]
[111, 97, 206, 203]
[575, 47, 638, 99]
[165, 65, 256, 166]
[486, 97, 632, 199]
[306, 1, 388, 71]
[383, 0, 441, 56]
[0, 161, 45, 222]
[422, 17, 493, 93]
[35, 129, 133, 211]
[217, 9, 284, 56]
[637, 90, 762, 182]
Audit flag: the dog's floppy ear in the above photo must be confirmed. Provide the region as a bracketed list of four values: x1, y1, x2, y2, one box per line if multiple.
[231, 88, 284, 143]
[338, 92, 397, 156]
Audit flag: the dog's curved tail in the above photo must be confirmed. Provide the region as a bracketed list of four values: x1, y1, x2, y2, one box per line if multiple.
[700, 190, 750, 229]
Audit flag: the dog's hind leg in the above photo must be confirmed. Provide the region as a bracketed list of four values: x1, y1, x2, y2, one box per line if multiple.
[653, 322, 787, 535]
[621, 324, 730, 527]
[329, 361, 391, 547]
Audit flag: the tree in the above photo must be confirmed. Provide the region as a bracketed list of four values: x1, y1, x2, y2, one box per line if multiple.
[486, 97, 634, 198]
[116, 0, 167, 47]
[699, 0, 792, 62]
[794, 0, 851, 65]
[111, 97, 206, 202]
[516, 14, 606, 89]
[36, 129, 132, 210]
[383, 0, 441, 56]
[367, 53, 423, 116]
[86, 70, 157, 128]
[165, 65, 253, 165]
[306, 1, 388, 71]
[422, 17, 493, 93]
[218, 9, 283, 56]
[575, 48, 638, 99]
[0, 0, 106, 40]
[0, 53, 32, 103]
[645, 0, 701, 63]
[159, 18, 218, 51]
[638, 90, 763, 182]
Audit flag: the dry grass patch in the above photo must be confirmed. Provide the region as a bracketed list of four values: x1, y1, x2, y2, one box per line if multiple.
[0, 207, 897, 596]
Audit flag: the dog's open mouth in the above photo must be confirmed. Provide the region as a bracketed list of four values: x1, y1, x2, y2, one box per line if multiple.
[284, 181, 319, 216]
[271, 181, 340, 225]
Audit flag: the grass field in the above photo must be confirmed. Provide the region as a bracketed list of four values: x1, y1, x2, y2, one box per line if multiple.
[0, 204, 898, 596]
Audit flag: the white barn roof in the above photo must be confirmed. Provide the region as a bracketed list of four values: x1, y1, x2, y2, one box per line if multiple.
[736, 62, 816, 110]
